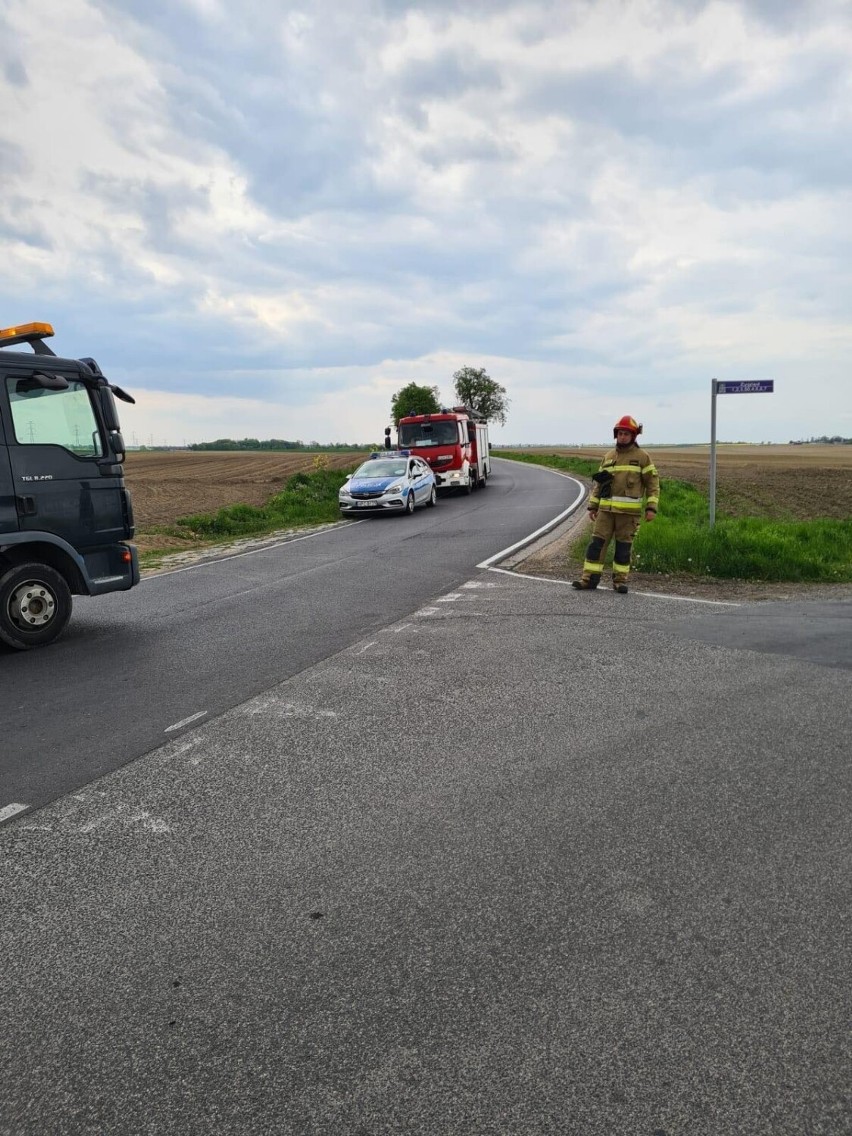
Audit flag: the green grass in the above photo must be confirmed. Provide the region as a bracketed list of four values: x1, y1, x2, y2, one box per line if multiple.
[137, 466, 356, 567]
[493, 450, 600, 479]
[176, 467, 353, 538]
[496, 451, 852, 584]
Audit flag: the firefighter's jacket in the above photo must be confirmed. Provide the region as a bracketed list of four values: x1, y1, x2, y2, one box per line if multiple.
[589, 443, 660, 516]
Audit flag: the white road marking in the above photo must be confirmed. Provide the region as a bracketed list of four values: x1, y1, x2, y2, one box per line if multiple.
[437, 593, 463, 602]
[388, 623, 412, 633]
[354, 641, 378, 654]
[0, 802, 29, 824]
[461, 580, 498, 589]
[414, 607, 439, 617]
[486, 566, 741, 605]
[476, 474, 586, 568]
[164, 710, 209, 733]
[142, 524, 356, 580]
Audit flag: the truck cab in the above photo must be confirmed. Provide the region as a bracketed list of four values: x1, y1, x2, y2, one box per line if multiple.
[0, 322, 139, 649]
[395, 406, 491, 493]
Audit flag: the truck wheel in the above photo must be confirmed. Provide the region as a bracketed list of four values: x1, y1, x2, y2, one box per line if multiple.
[479, 472, 488, 488]
[0, 563, 73, 650]
[404, 492, 415, 515]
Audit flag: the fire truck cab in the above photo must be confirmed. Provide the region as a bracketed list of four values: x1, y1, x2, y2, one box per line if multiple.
[392, 406, 491, 494]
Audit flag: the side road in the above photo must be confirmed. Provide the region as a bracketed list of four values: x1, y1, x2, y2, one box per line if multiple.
[2, 569, 850, 1135]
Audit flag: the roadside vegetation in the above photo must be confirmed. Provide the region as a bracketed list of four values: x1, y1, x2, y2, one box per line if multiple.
[138, 462, 355, 569]
[496, 451, 852, 584]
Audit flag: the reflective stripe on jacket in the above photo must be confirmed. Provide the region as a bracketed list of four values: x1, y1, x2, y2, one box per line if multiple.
[588, 443, 660, 515]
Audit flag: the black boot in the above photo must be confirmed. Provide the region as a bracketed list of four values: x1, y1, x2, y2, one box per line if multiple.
[572, 576, 600, 591]
[613, 582, 628, 594]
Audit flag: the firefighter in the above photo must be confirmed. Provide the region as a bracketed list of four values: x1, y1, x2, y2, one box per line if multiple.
[572, 415, 659, 594]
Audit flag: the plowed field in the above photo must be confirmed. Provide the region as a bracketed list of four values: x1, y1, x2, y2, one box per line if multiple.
[125, 450, 369, 530]
[123, 444, 851, 557]
[516, 444, 852, 521]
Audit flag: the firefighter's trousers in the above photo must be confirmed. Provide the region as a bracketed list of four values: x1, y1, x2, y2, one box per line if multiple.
[580, 511, 641, 586]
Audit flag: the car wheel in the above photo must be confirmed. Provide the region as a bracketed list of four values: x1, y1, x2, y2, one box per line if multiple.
[0, 563, 73, 650]
[404, 491, 415, 515]
[427, 485, 437, 507]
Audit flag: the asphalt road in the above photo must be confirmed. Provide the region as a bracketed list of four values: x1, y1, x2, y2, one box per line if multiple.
[2, 461, 849, 1135]
[0, 458, 582, 812]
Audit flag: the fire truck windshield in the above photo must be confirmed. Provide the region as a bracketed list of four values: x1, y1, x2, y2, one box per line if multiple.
[399, 421, 459, 447]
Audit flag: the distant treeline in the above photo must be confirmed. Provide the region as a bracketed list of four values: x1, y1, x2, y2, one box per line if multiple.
[188, 439, 369, 452]
[793, 436, 851, 445]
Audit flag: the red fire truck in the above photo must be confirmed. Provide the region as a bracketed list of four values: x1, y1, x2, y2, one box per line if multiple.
[388, 406, 491, 494]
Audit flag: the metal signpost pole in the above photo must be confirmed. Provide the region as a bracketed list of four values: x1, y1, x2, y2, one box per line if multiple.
[710, 379, 718, 528]
[709, 379, 774, 529]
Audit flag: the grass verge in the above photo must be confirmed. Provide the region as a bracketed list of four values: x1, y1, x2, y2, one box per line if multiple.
[136, 466, 354, 567]
[496, 451, 852, 584]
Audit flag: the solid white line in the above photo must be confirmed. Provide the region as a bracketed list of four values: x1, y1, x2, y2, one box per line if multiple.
[0, 803, 30, 824]
[142, 523, 358, 580]
[485, 566, 741, 605]
[164, 710, 209, 733]
[354, 642, 378, 654]
[476, 471, 586, 569]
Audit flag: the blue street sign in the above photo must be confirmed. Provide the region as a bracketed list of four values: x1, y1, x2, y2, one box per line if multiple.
[716, 380, 774, 394]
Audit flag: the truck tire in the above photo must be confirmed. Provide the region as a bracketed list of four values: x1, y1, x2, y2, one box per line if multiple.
[0, 563, 73, 650]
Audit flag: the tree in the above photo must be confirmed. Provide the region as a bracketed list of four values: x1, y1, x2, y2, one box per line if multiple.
[452, 366, 510, 426]
[390, 382, 441, 425]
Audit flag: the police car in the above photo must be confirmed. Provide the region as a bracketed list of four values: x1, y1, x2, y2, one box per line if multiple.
[339, 451, 437, 515]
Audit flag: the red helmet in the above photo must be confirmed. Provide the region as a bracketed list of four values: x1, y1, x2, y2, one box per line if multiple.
[613, 414, 642, 439]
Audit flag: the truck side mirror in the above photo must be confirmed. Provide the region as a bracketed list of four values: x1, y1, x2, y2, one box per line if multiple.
[109, 431, 126, 462]
[100, 387, 122, 432]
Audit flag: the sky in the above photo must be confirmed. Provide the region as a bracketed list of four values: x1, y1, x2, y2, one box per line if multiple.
[1, 0, 850, 447]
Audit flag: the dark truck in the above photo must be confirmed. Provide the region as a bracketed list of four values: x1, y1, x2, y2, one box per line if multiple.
[0, 321, 139, 650]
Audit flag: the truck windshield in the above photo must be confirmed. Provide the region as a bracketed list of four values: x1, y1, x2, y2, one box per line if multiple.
[399, 421, 458, 447]
[6, 377, 104, 457]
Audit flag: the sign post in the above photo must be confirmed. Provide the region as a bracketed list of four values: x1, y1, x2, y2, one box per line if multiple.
[709, 379, 774, 527]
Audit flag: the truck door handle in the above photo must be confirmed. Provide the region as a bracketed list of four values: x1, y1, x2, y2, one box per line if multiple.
[16, 496, 37, 516]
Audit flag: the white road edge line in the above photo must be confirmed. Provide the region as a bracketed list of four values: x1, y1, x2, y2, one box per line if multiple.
[164, 710, 209, 733]
[476, 472, 586, 568]
[486, 566, 741, 606]
[142, 523, 360, 580]
[0, 803, 30, 824]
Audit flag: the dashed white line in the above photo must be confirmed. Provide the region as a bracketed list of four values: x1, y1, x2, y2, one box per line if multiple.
[164, 710, 209, 733]
[437, 593, 463, 602]
[0, 803, 30, 824]
[354, 642, 378, 654]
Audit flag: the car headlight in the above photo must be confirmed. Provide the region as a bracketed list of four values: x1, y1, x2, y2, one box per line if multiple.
[385, 482, 403, 494]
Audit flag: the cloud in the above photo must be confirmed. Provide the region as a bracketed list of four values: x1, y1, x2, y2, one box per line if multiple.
[0, 0, 850, 445]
